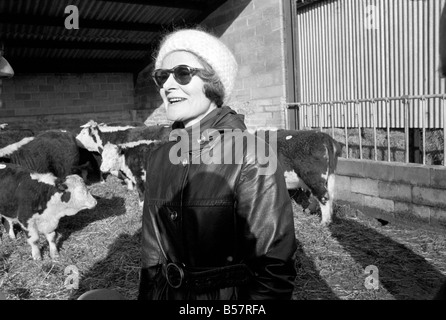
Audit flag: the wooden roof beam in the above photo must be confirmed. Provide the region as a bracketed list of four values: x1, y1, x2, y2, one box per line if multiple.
[8, 57, 143, 73]
[0, 13, 164, 32]
[3, 38, 152, 52]
[96, 0, 209, 11]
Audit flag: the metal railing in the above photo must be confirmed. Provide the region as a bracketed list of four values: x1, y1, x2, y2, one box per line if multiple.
[285, 94, 446, 166]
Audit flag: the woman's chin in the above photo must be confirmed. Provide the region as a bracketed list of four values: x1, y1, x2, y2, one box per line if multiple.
[166, 109, 182, 121]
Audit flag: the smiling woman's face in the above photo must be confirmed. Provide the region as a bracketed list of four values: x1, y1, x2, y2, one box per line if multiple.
[159, 51, 216, 128]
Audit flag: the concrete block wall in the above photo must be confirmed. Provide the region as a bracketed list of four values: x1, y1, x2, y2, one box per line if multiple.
[202, 0, 287, 130]
[335, 158, 446, 232]
[0, 73, 135, 133]
[134, 66, 165, 126]
[139, 0, 288, 130]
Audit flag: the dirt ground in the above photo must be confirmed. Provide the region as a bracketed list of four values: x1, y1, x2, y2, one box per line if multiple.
[292, 197, 446, 300]
[1, 176, 445, 300]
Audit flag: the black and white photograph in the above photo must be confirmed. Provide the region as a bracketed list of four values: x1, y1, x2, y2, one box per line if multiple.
[0, 0, 445, 308]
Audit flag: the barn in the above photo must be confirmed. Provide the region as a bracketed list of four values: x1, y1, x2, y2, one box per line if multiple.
[0, 0, 445, 302]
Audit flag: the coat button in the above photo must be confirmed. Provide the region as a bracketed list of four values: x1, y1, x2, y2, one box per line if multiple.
[197, 135, 206, 144]
[170, 210, 178, 221]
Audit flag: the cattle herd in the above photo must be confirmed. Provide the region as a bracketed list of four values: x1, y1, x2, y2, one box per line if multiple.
[0, 120, 341, 261]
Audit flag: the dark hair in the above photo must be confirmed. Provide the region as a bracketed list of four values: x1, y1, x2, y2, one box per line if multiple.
[194, 55, 225, 107]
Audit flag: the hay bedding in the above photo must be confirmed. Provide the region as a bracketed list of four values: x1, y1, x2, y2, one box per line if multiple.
[0, 176, 445, 300]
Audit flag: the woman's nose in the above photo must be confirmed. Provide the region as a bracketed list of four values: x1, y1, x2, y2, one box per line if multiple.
[163, 73, 177, 89]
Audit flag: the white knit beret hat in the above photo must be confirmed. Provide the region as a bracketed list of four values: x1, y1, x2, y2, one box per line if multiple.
[154, 29, 238, 105]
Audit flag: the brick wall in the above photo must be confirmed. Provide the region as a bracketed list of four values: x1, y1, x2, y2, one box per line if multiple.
[203, 0, 287, 130]
[335, 158, 446, 233]
[0, 73, 135, 133]
[134, 65, 166, 126]
[138, 0, 288, 130]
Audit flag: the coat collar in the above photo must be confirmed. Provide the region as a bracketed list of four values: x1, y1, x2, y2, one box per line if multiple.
[169, 106, 247, 155]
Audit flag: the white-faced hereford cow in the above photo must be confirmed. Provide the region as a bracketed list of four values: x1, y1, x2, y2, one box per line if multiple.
[76, 120, 170, 154]
[0, 129, 101, 184]
[0, 163, 97, 260]
[77, 121, 171, 188]
[0, 125, 34, 150]
[100, 140, 163, 204]
[271, 129, 341, 225]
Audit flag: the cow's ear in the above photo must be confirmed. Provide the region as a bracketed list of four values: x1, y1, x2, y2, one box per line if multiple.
[61, 191, 71, 203]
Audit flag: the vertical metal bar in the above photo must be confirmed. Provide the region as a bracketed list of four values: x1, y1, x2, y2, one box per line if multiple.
[331, 103, 335, 138]
[284, 104, 289, 130]
[319, 104, 322, 131]
[443, 96, 446, 166]
[372, 100, 377, 161]
[344, 102, 349, 159]
[404, 98, 410, 163]
[357, 102, 363, 159]
[292, 105, 296, 131]
[386, 99, 391, 162]
[422, 97, 426, 165]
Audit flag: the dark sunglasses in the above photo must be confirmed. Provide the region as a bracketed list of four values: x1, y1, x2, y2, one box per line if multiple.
[152, 65, 204, 88]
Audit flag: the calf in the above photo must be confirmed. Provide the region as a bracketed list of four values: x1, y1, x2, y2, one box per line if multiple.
[0, 130, 101, 184]
[100, 140, 162, 205]
[76, 120, 171, 154]
[0, 126, 34, 150]
[77, 121, 171, 188]
[272, 129, 342, 225]
[0, 136, 35, 161]
[0, 163, 97, 260]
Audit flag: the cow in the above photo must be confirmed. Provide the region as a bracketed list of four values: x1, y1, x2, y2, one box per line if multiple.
[0, 136, 35, 160]
[100, 140, 163, 205]
[0, 163, 97, 260]
[261, 129, 341, 225]
[77, 121, 171, 188]
[0, 126, 34, 150]
[76, 120, 171, 154]
[0, 129, 101, 184]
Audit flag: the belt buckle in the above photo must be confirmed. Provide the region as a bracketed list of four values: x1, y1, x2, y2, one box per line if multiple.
[166, 262, 185, 289]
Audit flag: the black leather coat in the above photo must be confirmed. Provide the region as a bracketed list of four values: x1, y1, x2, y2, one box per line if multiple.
[138, 106, 297, 300]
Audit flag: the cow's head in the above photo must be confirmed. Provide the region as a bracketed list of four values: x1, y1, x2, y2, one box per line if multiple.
[60, 174, 97, 214]
[100, 142, 123, 175]
[76, 120, 103, 154]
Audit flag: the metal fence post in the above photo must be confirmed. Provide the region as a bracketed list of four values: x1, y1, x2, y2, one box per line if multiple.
[443, 96, 446, 166]
[404, 97, 410, 164]
[343, 102, 348, 158]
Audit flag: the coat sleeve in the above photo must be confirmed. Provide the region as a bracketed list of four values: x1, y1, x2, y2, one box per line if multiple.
[235, 137, 297, 300]
[138, 151, 165, 300]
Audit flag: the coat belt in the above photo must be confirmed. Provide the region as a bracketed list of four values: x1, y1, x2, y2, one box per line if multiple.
[163, 262, 252, 292]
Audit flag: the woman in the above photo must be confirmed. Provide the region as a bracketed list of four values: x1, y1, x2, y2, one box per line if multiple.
[138, 28, 297, 300]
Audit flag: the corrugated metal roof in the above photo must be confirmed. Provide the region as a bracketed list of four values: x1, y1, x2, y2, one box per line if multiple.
[0, 0, 228, 73]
